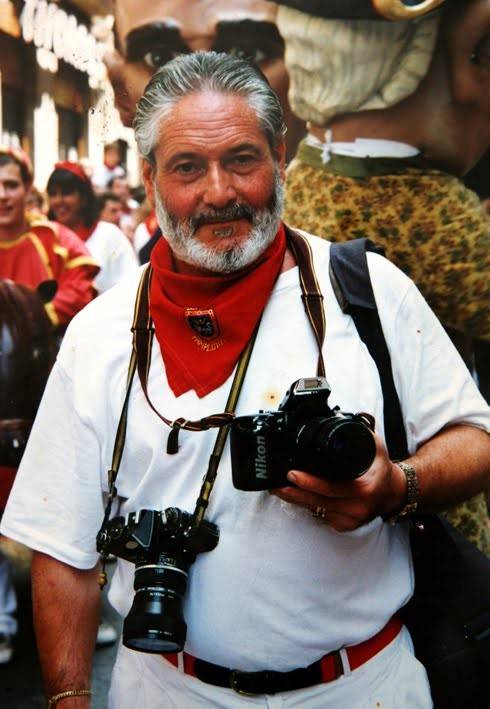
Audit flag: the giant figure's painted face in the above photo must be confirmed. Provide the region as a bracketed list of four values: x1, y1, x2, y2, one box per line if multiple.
[107, 0, 304, 158]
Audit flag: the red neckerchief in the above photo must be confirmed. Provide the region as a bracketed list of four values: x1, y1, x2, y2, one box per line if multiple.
[73, 222, 97, 242]
[150, 225, 286, 398]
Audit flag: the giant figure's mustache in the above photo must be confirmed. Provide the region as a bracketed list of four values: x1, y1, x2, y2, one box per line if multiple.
[190, 203, 255, 230]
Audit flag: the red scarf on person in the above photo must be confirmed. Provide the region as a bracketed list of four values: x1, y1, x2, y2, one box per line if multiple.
[73, 223, 97, 242]
[149, 225, 286, 398]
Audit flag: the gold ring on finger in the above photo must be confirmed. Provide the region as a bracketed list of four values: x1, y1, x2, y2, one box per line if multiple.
[312, 505, 328, 520]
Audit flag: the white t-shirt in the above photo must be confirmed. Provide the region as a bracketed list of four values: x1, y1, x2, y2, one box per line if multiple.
[92, 164, 125, 190]
[133, 220, 153, 257]
[2, 233, 489, 672]
[86, 221, 138, 293]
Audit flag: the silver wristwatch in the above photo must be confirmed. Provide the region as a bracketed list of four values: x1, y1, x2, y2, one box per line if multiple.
[389, 461, 419, 523]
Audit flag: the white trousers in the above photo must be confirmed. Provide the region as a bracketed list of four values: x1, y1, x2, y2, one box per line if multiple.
[0, 550, 17, 635]
[109, 626, 432, 708]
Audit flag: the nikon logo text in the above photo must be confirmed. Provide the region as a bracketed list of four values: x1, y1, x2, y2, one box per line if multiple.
[255, 436, 268, 479]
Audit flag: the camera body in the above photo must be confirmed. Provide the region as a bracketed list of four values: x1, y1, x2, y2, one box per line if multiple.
[231, 377, 376, 490]
[96, 507, 219, 654]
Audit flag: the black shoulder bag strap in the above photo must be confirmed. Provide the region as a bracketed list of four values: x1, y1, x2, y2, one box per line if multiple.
[328, 238, 490, 708]
[329, 238, 408, 461]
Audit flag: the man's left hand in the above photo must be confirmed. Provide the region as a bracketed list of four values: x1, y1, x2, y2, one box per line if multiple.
[271, 433, 407, 531]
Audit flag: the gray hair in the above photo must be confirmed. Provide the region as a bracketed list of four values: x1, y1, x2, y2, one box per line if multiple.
[133, 51, 286, 164]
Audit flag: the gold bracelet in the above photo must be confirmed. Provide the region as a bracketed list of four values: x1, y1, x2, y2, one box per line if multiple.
[47, 689, 91, 708]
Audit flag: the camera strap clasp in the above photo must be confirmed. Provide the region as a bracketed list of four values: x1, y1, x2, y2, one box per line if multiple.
[167, 419, 187, 454]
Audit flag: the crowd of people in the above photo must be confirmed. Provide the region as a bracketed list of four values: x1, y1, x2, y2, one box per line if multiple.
[0, 0, 489, 707]
[0, 144, 151, 664]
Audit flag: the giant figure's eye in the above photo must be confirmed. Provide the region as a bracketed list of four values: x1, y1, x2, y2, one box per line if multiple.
[142, 48, 187, 70]
[471, 35, 490, 67]
[213, 22, 284, 68]
[225, 46, 268, 65]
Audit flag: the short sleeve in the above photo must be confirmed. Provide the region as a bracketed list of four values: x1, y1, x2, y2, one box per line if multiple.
[0, 360, 105, 569]
[372, 262, 490, 451]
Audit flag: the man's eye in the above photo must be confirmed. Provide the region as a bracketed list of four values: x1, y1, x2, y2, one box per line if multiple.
[142, 48, 185, 69]
[175, 163, 198, 175]
[232, 154, 255, 166]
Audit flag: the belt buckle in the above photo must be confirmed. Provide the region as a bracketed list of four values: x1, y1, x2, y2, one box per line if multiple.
[230, 670, 261, 696]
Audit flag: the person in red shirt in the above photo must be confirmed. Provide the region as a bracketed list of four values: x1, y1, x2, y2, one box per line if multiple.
[46, 162, 138, 293]
[0, 147, 99, 329]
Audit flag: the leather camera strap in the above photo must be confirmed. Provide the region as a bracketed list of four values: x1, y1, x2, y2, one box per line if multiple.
[104, 227, 326, 505]
[133, 264, 236, 442]
[132, 228, 326, 442]
[284, 225, 326, 378]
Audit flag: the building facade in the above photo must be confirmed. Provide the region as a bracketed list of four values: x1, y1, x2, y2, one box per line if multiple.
[0, 0, 138, 188]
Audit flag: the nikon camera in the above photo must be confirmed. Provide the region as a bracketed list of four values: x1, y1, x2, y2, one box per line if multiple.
[96, 507, 219, 654]
[231, 377, 376, 490]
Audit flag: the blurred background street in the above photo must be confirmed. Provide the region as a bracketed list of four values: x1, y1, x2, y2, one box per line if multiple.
[0, 539, 120, 709]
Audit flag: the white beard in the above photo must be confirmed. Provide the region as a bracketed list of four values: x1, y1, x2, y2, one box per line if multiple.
[153, 171, 284, 274]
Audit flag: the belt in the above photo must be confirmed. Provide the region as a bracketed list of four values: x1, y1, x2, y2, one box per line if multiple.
[163, 615, 403, 696]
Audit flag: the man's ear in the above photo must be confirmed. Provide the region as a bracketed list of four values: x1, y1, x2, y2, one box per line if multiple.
[447, 2, 490, 114]
[141, 160, 156, 207]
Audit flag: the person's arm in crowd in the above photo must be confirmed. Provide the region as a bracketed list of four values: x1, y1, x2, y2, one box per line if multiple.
[273, 424, 490, 531]
[50, 263, 99, 327]
[31, 552, 101, 707]
[49, 224, 99, 326]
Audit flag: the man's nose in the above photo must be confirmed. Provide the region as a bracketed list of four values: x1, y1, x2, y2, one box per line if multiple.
[0, 184, 7, 199]
[203, 165, 237, 208]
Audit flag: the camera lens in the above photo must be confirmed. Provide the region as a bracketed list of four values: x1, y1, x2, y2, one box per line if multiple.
[324, 419, 376, 480]
[123, 553, 188, 653]
[297, 415, 376, 481]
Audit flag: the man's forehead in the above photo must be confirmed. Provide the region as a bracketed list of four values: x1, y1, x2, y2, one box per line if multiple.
[153, 92, 270, 156]
[115, 0, 277, 46]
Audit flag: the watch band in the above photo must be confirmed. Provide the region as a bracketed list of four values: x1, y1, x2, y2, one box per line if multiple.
[388, 461, 419, 523]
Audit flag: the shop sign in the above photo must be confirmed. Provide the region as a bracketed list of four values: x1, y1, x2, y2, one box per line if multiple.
[20, 0, 106, 83]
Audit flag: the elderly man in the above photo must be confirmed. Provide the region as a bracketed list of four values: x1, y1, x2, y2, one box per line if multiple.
[1, 53, 489, 708]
